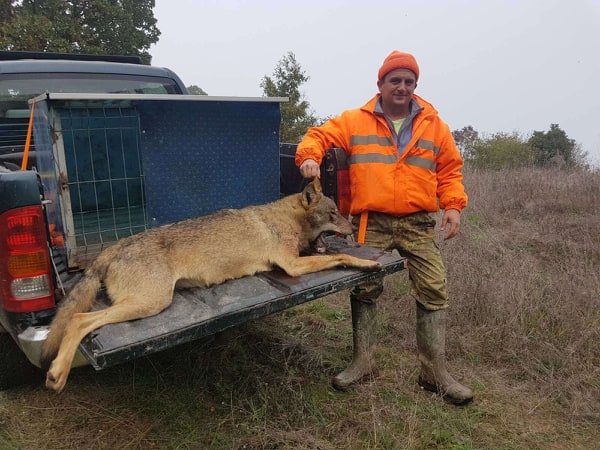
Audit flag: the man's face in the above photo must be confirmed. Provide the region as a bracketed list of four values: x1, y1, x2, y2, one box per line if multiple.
[377, 68, 417, 113]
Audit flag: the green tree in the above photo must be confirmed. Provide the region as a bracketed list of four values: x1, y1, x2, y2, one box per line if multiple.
[0, 0, 160, 62]
[261, 51, 320, 143]
[528, 124, 585, 167]
[468, 131, 534, 169]
[186, 85, 207, 95]
[452, 125, 480, 161]
[0, 0, 13, 24]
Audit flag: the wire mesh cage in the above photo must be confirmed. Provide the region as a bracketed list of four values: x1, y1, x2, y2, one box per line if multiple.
[60, 106, 147, 254]
[35, 103, 147, 269]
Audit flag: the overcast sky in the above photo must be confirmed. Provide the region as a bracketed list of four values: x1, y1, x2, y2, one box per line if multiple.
[150, 0, 600, 166]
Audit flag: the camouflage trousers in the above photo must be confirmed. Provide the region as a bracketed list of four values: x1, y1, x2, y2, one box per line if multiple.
[351, 211, 449, 311]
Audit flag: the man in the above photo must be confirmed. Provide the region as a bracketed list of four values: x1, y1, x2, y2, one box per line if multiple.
[295, 50, 473, 405]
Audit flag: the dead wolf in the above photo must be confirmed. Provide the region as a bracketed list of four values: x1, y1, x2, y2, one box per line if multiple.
[41, 178, 381, 392]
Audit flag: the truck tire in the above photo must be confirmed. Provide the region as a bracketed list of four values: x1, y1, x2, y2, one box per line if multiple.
[0, 333, 44, 390]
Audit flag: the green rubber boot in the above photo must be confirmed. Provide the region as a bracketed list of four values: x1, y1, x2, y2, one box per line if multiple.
[332, 298, 378, 390]
[416, 306, 473, 405]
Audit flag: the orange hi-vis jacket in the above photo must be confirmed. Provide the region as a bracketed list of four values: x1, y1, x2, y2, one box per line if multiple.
[295, 94, 468, 218]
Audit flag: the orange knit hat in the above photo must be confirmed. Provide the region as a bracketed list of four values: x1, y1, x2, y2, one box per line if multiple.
[378, 51, 419, 81]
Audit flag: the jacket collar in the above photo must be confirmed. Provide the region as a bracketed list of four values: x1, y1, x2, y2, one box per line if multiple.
[363, 94, 434, 119]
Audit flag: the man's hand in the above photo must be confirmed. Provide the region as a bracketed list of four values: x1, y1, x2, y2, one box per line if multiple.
[299, 159, 320, 179]
[440, 208, 461, 240]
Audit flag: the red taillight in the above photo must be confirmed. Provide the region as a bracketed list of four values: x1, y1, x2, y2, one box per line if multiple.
[0, 206, 55, 312]
[337, 168, 351, 216]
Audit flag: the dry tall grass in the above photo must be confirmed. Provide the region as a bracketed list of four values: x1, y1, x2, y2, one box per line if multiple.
[444, 166, 600, 422]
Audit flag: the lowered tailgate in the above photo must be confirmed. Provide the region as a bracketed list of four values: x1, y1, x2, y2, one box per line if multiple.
[78, 237, 406, 370]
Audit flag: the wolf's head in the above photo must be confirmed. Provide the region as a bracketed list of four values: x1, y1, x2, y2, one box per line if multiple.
[301, 178, 353, 243]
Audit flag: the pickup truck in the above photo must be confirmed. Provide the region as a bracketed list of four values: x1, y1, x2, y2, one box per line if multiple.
[0, 51, 406, 390]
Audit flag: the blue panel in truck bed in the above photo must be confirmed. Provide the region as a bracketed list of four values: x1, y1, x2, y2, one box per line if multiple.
[137, 100, 282, 227]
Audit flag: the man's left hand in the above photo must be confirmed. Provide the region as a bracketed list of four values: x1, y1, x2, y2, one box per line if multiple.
[440, 209, 461, 240]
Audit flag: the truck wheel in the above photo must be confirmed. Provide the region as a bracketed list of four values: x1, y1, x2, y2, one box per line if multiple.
[0, 333, 44, 390]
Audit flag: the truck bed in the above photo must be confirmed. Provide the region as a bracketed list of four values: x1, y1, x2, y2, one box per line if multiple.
[79, 236, 406, 370]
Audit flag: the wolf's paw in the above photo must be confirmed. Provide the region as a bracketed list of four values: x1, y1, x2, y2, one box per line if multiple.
[355, 259, 382, 271]
[365, 261, 383, 271]
[45, 364, 68, 393]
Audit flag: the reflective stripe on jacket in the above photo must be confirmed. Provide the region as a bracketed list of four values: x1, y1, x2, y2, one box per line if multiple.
[295, 94, 468, 216]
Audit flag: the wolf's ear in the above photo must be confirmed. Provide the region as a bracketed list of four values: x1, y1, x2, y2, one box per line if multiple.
[301, 178, 323, 208]
[312, 177, 323, 193]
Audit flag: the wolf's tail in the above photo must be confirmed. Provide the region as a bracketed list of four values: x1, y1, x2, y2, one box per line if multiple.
[40, 250, 113, 369]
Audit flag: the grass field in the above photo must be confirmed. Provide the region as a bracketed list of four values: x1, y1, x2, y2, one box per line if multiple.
[1, 166, 598, 449]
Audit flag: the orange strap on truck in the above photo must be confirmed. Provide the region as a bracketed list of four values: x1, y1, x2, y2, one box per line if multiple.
[357, 210, 368, 244]
[20, 101, 36, 170]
